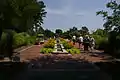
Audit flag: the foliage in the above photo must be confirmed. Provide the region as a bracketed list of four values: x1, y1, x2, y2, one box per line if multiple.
[40, 48, 54, 54]
[92, 29, 107, 37]
[56, 29, 62, 34]
[13, 33, 26, 48]
[62, 30, 71, 39]
[68, 27, 79, 37]
[96, 1, 120, 32]
[61, 40, 74, 49]
[13, 32, 36, 48]
[60, 38, 65, 42]
[0, 0, 46, 33]
[44, 39, 55, 48]
[55, 29, 63, 37]
[104, 31, 120, 57]
[0, 0, 46, 57]
[25, 36, 36, 45]
[60, 38, 74, 49]
[81, 26, 89, 36]
[40, 39, 55, 54]
[44, 29, 55, 39]
[62, 26, 89, 39]
[67, 48, 80, 54]
[96, 1, 120, 57]
[91, 29, 108, 50]
[91, 35, 108, 50]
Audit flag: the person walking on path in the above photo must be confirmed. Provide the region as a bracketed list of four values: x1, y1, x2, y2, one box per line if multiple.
[89, 36, 95, 52]
[83, 35, 90, 52]
[78, 35, 83, 49]
[72, 35, 76, 45]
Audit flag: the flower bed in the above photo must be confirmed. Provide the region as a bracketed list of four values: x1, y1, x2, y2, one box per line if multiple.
[60, 38, 80, 54]
[66, 48, 80, 54]
[44, 39, 55, 48]
[40, 48, 54, 54]
[40, 39, 55, 54]
[40, 38, 80, 54]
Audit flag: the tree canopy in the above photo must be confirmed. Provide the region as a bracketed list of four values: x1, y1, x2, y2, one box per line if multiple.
[0, 0, 47, 58]
[96, 0, 120, 56]
[96, 1, 120, 32]
[0, 0, 46, 35]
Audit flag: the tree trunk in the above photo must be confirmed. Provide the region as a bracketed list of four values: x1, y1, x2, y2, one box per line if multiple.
[0, 28, 2, 55]
[6, 30, 13, 60]
[0, 27, 2, 41]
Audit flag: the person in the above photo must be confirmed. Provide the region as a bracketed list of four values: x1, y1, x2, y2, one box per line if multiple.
[89, 36, 95, 52]
[72, 35, 76, 45]
[83, 35, 90, 51]
[78, 35, 83, 49]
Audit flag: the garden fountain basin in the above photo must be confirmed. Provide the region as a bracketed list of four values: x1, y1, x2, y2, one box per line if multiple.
[53, 44, 68, 54]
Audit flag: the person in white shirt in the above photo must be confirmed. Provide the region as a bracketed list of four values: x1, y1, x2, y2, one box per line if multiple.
[72, 35, 76, 45]
[78, 35, 83, 49]
[89, 36, 95, 51]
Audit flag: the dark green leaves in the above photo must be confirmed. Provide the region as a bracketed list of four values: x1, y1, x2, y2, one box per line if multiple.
[96, 1, 120, 32]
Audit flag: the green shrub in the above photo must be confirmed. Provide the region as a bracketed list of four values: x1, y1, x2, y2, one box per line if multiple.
[67, 48, 80, 54]
[25, 36, 36, 45]
[13, 32, 36, 48]
[0, 31, 16, 55]
[40, 48, 54, 54]
[91, 35, 108, 50]
[44, 43, 55, 48]
[44, 39, 55, 48]
[104, 31, 120, 57]
[13, 33, 26, 48]
[62, 41, 74, 49]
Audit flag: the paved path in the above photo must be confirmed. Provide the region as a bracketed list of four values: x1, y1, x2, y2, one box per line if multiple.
[18, 42, 114, 63]
[73, 43, 114, 62]
[20, 45, 43, 62]
[1, 42, 111, 80]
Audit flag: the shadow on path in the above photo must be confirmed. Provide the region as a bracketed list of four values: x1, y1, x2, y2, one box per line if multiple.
[0, 55, 112, 80]
[95, 61, 120, 80]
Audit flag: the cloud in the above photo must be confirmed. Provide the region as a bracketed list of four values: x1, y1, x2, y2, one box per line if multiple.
[46, 8, 65, 15]
[43, 0, 106, 31]
[116, 0, 120, 3]
[46, 7, 85, 17]
[45, 0, 85, 16]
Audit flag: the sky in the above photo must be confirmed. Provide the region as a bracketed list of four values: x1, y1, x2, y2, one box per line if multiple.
[42, 0, 119, 32]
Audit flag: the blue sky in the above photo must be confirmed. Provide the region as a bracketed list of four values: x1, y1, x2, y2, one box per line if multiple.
[42, 0, 118, 32]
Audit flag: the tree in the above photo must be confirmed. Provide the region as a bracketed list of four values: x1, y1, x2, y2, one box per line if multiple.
[96, 0, 120, 56]
[0, 0, 46, 36]
[62, 30, 71, 39]
[0, 0, 47, 59]
[44, 29, 54, 38]
[69, 27, 77, 32]
[92, 29, 107, 37]
[55, 29, 63, 37]
[62, 26, 90, 39]
[96, 1, 120, 32]
[81, 26, 89, 36]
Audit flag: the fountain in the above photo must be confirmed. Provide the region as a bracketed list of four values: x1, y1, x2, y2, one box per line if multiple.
[53, 38, 68, 54]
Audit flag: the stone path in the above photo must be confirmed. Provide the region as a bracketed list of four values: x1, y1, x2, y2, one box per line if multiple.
[20, 45, 44, 62]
